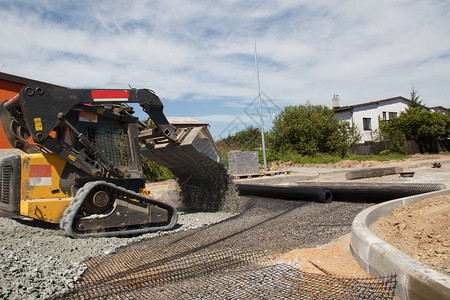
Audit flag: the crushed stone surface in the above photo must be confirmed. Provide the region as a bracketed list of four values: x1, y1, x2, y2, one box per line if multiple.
[1, 153, 449, 299]
[0, 211, 235, 299]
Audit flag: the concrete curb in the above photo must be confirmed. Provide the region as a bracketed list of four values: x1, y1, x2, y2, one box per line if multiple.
[345, 166, 403, 180]
[351, 189, 450, 300]
[234, 173, 319, 185]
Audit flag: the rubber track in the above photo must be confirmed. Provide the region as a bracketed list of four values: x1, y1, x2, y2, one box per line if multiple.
[60, 181, 177, 238]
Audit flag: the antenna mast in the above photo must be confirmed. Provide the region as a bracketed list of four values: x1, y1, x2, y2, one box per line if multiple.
[254, 40, 268, 173]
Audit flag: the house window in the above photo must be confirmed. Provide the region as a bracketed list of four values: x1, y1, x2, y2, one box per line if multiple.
[382, 112, 387, 121]
[389, 112, 397, 119]
[363, 118, 371, 130]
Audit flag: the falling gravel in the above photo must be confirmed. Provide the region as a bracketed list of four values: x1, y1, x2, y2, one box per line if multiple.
[0, 211, 235, 299]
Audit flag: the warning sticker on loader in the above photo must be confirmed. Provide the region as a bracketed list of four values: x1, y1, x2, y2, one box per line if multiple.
[29, 165, 52, 186]
[34, 118, 43, 131]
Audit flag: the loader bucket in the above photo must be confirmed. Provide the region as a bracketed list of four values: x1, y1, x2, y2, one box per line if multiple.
[140, 126, 237, 212]
[140, 126, 224, 180]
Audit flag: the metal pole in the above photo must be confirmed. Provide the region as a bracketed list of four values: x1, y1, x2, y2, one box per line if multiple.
[254, 40, 268, 173]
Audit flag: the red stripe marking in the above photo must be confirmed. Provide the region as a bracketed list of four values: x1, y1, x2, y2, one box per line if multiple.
[30, 165, 51, 178]
[91, 90, 129, 99]
[7, 94, 19, 104]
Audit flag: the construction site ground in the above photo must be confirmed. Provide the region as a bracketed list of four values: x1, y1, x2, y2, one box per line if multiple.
[283, 154, 450, 278]
[0, 152, 449, 299]
[371, 193, 449, 277]
[143, 154, 449, 298]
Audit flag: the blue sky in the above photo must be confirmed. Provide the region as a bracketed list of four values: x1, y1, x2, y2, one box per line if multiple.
[1, 0, 449, 139]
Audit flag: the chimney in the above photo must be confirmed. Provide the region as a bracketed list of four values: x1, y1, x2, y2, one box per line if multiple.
[332, 94, 341, 108]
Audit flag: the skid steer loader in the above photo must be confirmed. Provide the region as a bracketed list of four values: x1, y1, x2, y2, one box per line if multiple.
[0, 84, 224, 238]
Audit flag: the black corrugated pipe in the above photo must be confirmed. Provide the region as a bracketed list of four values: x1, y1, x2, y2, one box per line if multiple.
[236, 184, 333, 203]
[236, 182, 446, 204]
[288, 182, 447, 203]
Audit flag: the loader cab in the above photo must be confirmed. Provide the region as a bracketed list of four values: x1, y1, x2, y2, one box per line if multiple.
[55, 104, 144, 179]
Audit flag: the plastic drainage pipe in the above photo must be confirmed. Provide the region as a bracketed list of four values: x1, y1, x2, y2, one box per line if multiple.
[288, 182, 447, 203]
[236, 184, 333, 203]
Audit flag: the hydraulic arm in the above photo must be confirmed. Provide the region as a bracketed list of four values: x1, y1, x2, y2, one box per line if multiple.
[0, 84, 224, 237]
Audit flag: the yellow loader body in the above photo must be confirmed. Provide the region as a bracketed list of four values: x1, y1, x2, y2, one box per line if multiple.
[20, 153, 71, 223]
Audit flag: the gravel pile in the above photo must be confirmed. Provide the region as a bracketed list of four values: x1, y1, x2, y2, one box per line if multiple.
[0, 211, 235, 299]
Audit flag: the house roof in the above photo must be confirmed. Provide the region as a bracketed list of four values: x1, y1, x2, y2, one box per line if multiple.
[333, 96, 411, 112]
[0, 72, 63, 87]
[430, 106, 449, 112]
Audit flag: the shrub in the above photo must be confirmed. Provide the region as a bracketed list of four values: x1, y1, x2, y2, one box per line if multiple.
[379, 88, 450, 152]
[140, 155, 173, 182]
[268, 102, 359, 157]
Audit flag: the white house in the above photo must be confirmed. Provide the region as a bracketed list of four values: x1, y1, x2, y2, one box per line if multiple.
[332, 95, 411, 143]
[430, 106, 449, 115]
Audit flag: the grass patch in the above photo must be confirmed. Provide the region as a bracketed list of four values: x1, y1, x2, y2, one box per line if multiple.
[266, 151, 340, 165]
[419, 151, 450, 156]
[344, 153, 412, 162]
[265, 151, 411, 166]
[141, 155, 173, 182]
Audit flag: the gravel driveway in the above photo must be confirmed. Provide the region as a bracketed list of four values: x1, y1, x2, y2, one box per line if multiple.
[1, 154, 448, 299]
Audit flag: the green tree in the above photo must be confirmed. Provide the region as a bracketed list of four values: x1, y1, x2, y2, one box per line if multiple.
[379, 88, 450, 150]
[408, 86, 424, 109]
[216, 126, 261, 150]
[139, 117, 174, 181]
[141, 157, 173, 182]
[268, 102, 359, 157]
[377, 118, 407, 154]
[216, 126, 262, 167]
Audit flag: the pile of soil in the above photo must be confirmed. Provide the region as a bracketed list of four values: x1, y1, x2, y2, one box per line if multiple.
[269, 155, 440, 171]
[277, 233, 368, 278]
[270, 159, 394, 170]
[372, 195, 449, 276]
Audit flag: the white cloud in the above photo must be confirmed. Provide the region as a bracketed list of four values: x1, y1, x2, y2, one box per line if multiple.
[1, 0, 449, 131]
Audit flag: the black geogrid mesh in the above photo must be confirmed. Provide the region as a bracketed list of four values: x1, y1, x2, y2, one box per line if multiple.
[130, 264, 397, 300]
[52, 194, 397, 299]
[53, 229, 396, 300]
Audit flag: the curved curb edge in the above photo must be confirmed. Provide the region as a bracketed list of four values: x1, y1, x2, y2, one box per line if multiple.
[350, 189, 450, 300]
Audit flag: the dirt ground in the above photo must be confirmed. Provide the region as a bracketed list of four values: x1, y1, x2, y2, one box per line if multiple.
[278, 233, 368, 277]
[270, 159, 384, 170]
[278, 194, 450, 280]
[371, 194, 449, 276]
[269, 154, 450, 170]
[152, 156, 450, 281]
[276, 155, 450, 280]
